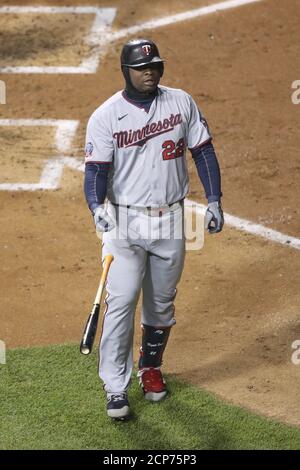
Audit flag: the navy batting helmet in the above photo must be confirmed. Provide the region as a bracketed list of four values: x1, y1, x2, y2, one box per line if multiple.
[120, 39, 165, 69]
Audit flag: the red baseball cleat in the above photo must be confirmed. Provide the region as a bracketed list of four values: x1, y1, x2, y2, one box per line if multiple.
[137, 367, 168, 402]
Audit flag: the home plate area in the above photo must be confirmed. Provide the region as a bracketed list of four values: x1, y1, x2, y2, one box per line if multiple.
[0, 0, 300, 430]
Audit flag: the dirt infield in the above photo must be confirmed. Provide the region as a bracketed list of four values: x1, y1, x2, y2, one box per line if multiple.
[1, 0, 300, 426]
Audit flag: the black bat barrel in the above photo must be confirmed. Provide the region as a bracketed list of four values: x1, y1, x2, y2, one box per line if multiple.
[80, 304, 100, 355]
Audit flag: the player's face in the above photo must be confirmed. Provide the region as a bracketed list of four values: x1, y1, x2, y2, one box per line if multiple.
[129, 63, 161, 94]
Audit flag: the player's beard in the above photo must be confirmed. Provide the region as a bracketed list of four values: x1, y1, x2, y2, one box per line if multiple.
[122, 66, 161, 100]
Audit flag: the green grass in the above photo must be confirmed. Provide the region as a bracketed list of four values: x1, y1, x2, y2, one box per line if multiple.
[0, 344, 300, 450]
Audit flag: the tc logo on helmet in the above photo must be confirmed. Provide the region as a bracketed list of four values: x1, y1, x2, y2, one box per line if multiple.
[142, 45, 151, 55]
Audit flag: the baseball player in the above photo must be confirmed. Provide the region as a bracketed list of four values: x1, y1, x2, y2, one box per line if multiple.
[84, 39, 223, 420]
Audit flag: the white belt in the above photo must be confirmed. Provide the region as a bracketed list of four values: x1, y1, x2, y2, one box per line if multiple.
[111, 199, 183, 217]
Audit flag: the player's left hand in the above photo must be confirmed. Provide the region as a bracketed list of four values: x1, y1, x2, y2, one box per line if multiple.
[205, 201, 224, 234]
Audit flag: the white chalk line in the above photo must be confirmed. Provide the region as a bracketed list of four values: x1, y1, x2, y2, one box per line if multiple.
[0, 158, 84, 191]
[0, 119, 79, 190]
[0, 6, 106, 14]
[0, 119, 79, 154]
[0, 7, 116, 74]
[0, 149, 298, 250]
[0, 0, 262, 74]
[184, 199, 300, 251]
[102, 0, 262, 44]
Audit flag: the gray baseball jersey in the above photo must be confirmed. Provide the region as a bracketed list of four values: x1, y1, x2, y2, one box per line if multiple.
[85, 85, 211, 207]
[86, 85, 210, 394]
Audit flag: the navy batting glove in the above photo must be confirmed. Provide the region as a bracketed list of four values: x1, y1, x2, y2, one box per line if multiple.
[205, 201, 224, 234]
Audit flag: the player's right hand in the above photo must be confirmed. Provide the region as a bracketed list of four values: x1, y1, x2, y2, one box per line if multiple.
[93, 205, 115, 233]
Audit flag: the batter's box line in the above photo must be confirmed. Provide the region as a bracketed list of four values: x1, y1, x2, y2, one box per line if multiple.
[0, 6, 116, 74]
[101, 0, 263, 46]
[0, 157, 84, 191]
[185, 199, 300, 251]
[0, 119, 79, 190]
[0, 0, 263, 74]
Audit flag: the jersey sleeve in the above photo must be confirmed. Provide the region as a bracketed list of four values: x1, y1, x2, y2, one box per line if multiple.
[187, 95, 212, 150]
[85, 111, 114, 163]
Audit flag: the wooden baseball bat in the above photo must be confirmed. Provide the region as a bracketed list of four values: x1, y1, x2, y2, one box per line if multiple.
[80, 254, 114, 355]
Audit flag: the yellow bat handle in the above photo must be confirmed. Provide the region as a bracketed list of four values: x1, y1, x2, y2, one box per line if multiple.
[94, 254, 114, 305]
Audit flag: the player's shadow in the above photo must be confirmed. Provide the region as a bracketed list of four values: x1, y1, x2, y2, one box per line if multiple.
[107, 384, 233, 450]
[172, 317, 300, 390]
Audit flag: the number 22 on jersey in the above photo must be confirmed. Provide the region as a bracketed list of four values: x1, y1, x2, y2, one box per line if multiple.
[162, 138, 185, 160]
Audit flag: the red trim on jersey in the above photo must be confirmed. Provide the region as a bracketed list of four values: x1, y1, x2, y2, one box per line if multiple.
[188, 137, 212, 151]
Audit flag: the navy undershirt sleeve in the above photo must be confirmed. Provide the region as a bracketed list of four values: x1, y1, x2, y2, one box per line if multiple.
[190, 141, 222, 203]
[84, 162, 110, 213]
